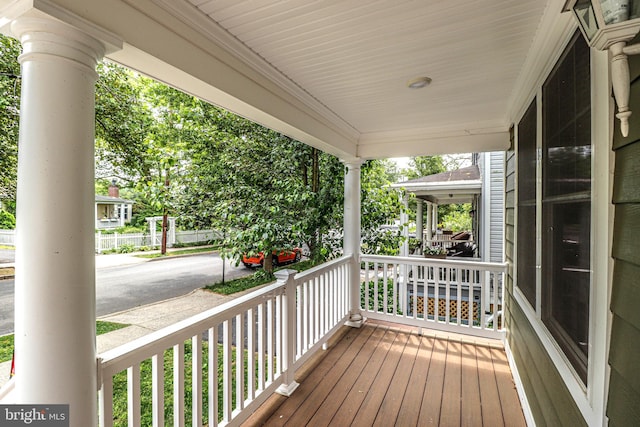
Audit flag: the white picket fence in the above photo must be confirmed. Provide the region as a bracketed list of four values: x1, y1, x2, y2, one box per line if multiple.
[0, 229, 220, 253]
[0, 230, 14, 246]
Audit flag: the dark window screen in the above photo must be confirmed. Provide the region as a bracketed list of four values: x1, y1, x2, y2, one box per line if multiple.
[517, 99, 537, 307]
[541, 32, 591, 385]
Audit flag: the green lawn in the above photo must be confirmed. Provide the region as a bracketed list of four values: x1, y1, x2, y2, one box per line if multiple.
[0, 321, 128, 363]
[205, 260, 316, 295]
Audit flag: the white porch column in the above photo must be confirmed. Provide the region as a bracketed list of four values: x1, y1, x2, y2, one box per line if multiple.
[120, 203, 126, 226]
[433, 203, 439, 233]
[425, 201, 433, 243]
[343, 160, 364, 328]
[12, 17, 107, 426]
[416, 199, 423, 254]
[399, 194, 409, 257]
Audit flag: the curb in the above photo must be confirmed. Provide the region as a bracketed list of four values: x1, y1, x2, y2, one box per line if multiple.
[145, 249, 219, 262]
[0, 267, 14, 280]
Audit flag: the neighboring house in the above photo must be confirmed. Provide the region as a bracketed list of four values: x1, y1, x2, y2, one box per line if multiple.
[94, 182, 134, 230]
[392, 152, 504, 263]
[3, 2, 640, 427]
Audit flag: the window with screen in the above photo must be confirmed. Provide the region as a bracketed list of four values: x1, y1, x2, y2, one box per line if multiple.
[517, 99, 537, 307]
[541, 32, 591, 384]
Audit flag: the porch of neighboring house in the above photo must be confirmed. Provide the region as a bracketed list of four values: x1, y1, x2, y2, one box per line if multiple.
[393, 152, 505, 263]
[245, 320, 525, 427]
[95, 182, 134, 230]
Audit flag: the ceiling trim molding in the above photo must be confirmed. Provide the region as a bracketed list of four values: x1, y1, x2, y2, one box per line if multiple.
[358, 128, 510, 159]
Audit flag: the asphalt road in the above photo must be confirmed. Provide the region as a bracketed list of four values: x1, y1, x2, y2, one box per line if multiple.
[0, 253, 251, 335]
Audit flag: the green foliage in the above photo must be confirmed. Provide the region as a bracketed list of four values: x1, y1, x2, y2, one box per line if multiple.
[0, 35, 21, 203]
[98, 225, 146, 235]
[0, 209, 15, 229]
[403, 156, 445, 180]
[440, 203, 473, 232]
[360, 278, 402, 314]
[96, 320, 129, 335]
[360, 160, 403, 255]
[205, 260, 317, 295]
[117, 243, 136, 254]
[0, 334, 13, 363]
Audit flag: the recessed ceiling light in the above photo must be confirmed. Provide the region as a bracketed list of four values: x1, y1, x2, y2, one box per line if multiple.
[407, 76, 432, 89]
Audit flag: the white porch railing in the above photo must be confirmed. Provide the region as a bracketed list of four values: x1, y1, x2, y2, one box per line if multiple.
[97, 255, 352, 427]
[360, 255, 507, 339]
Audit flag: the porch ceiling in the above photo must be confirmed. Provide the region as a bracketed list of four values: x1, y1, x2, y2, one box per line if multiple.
[1, 0, 568, 159]
[188, 0, 548, 157]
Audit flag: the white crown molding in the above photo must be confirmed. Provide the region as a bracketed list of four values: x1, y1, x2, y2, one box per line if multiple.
[152, 0, 359, 142]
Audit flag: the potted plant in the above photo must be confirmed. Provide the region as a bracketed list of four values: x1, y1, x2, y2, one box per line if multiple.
[424, 245, 447, 259]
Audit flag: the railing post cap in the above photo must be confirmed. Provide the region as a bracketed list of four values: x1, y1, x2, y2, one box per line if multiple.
[274, 269, 297, 282]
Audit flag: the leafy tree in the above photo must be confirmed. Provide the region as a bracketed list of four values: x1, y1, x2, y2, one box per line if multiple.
[403, 156, 445, 180]
[0, 35, 21, 204]
[360, 160, 403, 255]
[440, 203, 473, 232]
[95, 61, 152, 183]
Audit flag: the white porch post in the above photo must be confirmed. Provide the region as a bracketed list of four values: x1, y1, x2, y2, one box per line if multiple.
[12, 17, 107, 426]
[119, 203, 126, 226]
[432, 203, 439, 233]
[399, 194, 409, 257]
[416, 200, 423, 254]
[425, 201, 433, 244]
[169, 217, 176, 247]
[343, 160, 364, 328]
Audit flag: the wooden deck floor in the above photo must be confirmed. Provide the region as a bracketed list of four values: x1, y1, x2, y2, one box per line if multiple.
[244, 321, 526, 427]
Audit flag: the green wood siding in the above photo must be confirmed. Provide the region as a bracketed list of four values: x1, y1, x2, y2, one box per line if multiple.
[608, 53, 640, 426]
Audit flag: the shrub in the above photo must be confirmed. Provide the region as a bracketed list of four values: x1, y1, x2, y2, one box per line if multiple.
[0, 210, 16, 229]
[118, 244, 136, 254]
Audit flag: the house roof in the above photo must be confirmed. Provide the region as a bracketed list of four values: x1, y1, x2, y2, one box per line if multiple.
[398, 165, 481, 185]
[391, 165, 482, 205]
[95, 195, 135, 205]
[4, 1, 562, 161]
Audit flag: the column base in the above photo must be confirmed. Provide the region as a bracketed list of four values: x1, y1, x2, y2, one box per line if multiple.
[276, 381, 300, 397]
[345, 312, 366, 328]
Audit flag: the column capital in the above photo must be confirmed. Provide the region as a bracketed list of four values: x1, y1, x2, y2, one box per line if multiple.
[341, 158, 366, 170]
[12, 17, 107, 76]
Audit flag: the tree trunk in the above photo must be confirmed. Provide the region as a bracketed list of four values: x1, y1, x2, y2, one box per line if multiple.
[264, 251, 274, 273]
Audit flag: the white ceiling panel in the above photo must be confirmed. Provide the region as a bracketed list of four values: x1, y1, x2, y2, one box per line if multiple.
[174, 0, 553, 155]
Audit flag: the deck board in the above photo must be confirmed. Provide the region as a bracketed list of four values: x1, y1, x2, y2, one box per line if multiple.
[476, 345, 504, 427]
[372, 332, 421, 426]
[245, 322, 526, 427]
[461, 342, 482, 427]
[316, 327, 397, 426]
